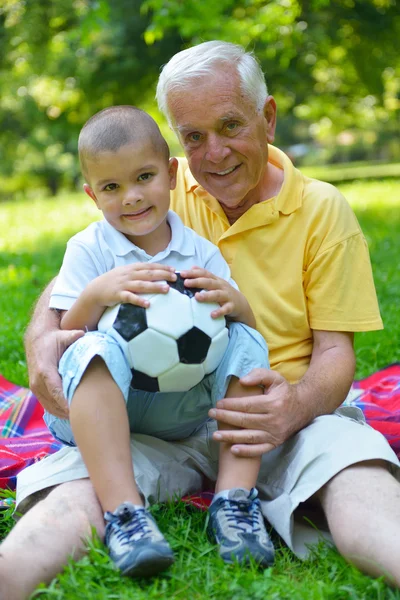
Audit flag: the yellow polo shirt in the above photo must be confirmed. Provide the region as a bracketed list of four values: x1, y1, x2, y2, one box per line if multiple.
[170, 146, 383, 383]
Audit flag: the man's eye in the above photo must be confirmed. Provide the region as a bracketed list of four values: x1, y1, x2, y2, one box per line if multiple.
[138, 172, 153, 181]
[226, 122, 238, 132]
[188, 133, 201, 143]
[103, 183, 118, 191]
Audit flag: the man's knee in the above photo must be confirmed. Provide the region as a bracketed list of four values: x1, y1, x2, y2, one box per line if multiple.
[19, 479, 105, 539]
[318, 459, 391, 505]
[49, 479, 104, 534]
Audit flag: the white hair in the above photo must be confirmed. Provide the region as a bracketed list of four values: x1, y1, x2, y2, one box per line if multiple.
[156, 41, 269, 126]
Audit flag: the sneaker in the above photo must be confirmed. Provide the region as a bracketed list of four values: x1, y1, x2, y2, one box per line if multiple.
[207, 488, 275, 567]
[104, 501, 175, 577]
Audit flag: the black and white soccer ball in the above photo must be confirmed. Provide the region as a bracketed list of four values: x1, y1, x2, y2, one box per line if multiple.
[98, 273, 229, 392]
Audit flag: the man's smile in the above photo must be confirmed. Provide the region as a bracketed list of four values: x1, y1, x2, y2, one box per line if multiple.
[208, 164, 241, 177]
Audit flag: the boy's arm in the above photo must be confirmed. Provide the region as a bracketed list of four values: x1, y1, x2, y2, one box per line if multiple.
[181, 268, 256, 328]
[60, 263, 179, 331]
[60, 283, 107, 331]
[224, 286, 256, 329]
[180, 245, 257, 329]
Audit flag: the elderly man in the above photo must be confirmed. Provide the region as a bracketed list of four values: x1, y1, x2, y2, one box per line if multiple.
[1, 41, 400, 599]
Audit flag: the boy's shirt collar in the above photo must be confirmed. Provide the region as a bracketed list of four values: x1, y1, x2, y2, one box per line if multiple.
[101, 210, 195, 259]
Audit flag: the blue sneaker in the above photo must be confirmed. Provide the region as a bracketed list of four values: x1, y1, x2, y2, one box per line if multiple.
[207, 488, 275, 567]
[104, 502, 175, 577]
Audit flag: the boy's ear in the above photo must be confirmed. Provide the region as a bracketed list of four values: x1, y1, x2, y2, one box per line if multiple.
[83, 184, 100, 208]
[168, 157, 178, 190]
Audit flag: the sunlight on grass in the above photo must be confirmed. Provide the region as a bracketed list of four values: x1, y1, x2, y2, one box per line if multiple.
[0, 181, 398, 254]
[0, 192, 99, 252]
[340, 179, 400, 211]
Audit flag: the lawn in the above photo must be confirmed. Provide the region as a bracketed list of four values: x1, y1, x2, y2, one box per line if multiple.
[0, 179, 400, 599]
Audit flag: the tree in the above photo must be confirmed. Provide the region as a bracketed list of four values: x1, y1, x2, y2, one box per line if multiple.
[1, 0, 399, 196]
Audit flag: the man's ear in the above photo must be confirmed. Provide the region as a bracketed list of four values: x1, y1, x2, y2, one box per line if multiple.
[83, 183, 100, 208]
[263, 96, 277, 144]
[168, 157, 179, 191]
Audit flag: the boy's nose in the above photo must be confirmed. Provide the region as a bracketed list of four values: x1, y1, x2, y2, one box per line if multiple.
[123, 188, 143, 205]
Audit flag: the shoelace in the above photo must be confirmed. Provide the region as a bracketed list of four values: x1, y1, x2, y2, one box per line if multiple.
[220, 498, 261, 535]
[106, 507, 152, 544]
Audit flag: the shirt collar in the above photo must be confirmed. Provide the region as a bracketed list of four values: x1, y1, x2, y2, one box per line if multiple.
[101, 210, 195, 258]
[182, 145, 304, 217]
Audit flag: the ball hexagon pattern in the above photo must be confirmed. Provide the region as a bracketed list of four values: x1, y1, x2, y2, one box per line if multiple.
[98, 273, 229, 392]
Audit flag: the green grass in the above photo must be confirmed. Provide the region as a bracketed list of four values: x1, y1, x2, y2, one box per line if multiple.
[303, 161, 400, 184]
[0, 179, 400, 599]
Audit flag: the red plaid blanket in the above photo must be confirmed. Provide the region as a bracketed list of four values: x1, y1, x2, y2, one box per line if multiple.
[1, 365, 400, 500]
[345, 363, 400, 457]
[0, 375, 61, 490]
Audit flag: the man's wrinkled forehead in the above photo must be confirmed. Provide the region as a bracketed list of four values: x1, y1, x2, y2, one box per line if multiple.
[167, 72, 254, 133]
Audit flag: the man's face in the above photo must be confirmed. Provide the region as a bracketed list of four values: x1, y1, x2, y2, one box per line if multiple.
[83, 142, 177, 253]
[167, 68, 276, 214]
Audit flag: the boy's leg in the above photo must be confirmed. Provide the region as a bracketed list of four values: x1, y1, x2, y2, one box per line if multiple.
[215, 375, 261, 493]
[70, 355, 142, 511]
[207, 323, 274, 567]
[55, 333, 174, 577]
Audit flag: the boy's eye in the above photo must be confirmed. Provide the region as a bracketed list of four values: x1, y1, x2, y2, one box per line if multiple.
[138, 172, 153, 181]
[103, 183, 119, 191]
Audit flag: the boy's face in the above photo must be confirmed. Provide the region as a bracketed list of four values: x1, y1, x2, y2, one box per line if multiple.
[83, 141, 178, 253]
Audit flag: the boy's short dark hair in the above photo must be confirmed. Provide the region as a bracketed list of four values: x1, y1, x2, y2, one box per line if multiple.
[78, 106, 170, 180]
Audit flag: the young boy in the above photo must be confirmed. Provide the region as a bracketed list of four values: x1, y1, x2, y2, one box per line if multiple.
[44, 105, 274, 578]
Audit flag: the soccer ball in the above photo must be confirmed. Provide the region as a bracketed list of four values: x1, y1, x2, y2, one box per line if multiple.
[98, 273, 229, 393]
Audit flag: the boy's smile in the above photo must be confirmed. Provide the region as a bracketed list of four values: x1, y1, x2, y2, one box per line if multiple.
[83, 142, 178, 255]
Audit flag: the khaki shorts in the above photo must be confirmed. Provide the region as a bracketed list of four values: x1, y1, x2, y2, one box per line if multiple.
[16, 407, 400, 558]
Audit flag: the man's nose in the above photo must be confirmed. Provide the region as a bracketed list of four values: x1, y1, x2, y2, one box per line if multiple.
[205, 134, 230, 163]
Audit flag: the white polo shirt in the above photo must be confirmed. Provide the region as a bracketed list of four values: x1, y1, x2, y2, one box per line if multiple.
[50, 210, 237, 310]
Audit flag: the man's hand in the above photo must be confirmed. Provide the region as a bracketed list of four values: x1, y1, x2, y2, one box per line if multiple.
[208, 368, 307, 458]
[208, 331, 355, 458]
[26, 328, 84, 418]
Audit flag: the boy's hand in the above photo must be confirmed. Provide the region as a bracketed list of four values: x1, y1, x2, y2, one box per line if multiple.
[180, 266, 242, 319]
[86, 263, 177, 309]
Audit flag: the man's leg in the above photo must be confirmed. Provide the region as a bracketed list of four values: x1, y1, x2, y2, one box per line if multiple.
[318, 459, 400, 586]
[0, 479, 103, 600]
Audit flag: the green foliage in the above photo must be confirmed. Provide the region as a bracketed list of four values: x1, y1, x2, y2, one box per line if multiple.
[142, 0, 400, 157]
[0, 0, 183, 196]
[1, 0, 400, 195]
[0, 489, 16, 540]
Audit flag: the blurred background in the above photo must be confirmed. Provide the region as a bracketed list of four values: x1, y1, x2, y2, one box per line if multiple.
[0, 0, 399, 199]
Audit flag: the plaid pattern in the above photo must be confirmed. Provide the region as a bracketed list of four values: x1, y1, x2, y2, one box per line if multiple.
[344, 363, 400, 459]
[0, 375, 61, 491]
[1, 365, 400, 505]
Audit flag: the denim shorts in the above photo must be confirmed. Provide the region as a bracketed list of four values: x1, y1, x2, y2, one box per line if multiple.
[44, 322, 269, 445]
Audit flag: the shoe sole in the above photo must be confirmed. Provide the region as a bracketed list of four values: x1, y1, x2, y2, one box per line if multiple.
[122, 549, 175, 578]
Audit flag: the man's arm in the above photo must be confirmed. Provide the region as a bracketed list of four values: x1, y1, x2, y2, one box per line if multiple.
[24, 279, 84, 418]
[208, 330, 355, 457]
